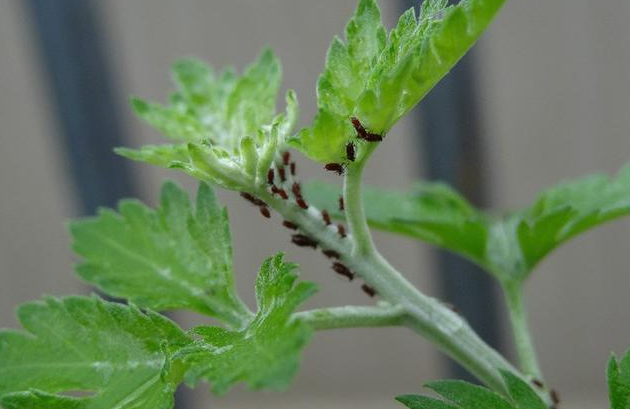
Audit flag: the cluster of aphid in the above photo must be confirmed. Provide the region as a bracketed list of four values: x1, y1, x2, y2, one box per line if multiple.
[238, 118, 384, 298]
[324, 117, 384, 176]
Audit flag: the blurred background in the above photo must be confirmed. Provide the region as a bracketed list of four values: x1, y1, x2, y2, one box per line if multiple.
[1, 1, 630, 408]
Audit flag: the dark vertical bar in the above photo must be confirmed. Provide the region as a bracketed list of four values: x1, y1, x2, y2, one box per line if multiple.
[24, 0, 134, 214]
[401, 0, 502, 381]
[24, 1, 188, 408]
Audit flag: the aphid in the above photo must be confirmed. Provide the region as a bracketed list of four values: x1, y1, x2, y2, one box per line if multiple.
[361, 284, 377, 297]
[322, 210, 332, 225]
[550, 389, 560, 406]
[350, 117, 383, 142]
[291, 234, 318, 249]
[346, 142, 356, 162]
[283, 220, 299, 230]
[292, 183, 303, 199]
[267, 168, 275, 185]
[259, 207, 271, 219]
[278, 167, 287, 182]
[296, 198, 309, 210]
[282, 151, 291, 166]
[532, 379, 544, 389]
[324, 163, 344, 175]
[290, 162, 296, 176]
[332, 262, 354, 281]
[322, 249, 341, 259]
[271, 186, 288, 200]
[444, 303, 459, 313]
[338, 196, 345, 211]
[240, 192, 265, 207]
[337, 224, 347, 238]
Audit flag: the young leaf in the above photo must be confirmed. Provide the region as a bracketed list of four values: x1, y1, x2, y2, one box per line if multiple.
[608, 349, 630, 409]
[294, 0, 507, 164]
[0, 296, 190, 409]
[500, 371, 547, 409]
[306, 161, 630, 283]
[70, 182, 252, 329]
[396, 394, 460, 409]
[426, 380, 513, 409]
[120, 50, 298, 190]
[178, 254, 317, 395]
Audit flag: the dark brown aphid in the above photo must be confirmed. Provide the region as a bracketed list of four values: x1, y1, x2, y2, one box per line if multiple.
[338, 196, 345, 211]
[267, 168, 275, 185]
[361, 284, 377, 298]
[282, 151, 291, 166]
[444, 303, 459, 313]
[346, 142, 356, 162]
[325, 163, 344, 175]
[322, 210, 332, 225]
[322, 249, 341, 259]
[271, 186, 289, 200]
[290, 162, 296, 176]
[350, 117, 383, 142]
[550, 389, 560, 406]
[259, 207, 271, 219]
[292, 182, 303, 199]
[332, 262, 354, 281]
[283, 220, 299, 230]
[337, 224, 347, 238]
[292, 234, 318, 249]
[532, 379, 544, 389]
[278, 167, 287, 182]
[296, 198, 309, 210]
[240, 192, 266, 207]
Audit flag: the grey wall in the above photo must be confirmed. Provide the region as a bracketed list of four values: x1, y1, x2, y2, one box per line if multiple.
[1, 1, 629, 408]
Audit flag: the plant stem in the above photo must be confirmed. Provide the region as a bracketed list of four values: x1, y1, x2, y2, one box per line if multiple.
[293, 305, 406, 330]
[503, 281, 543, 379]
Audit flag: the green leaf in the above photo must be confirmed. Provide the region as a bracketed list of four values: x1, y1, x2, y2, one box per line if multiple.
[296, 0, 507, 163]
[178, 254, 317, 395]
[303, 181, 491, 270]
[306, 161, 630, 283]
[70, 182, 251, 329]
[427, 380, 513, 409]
[396, 394, 460, 409]
[608, 349, 630, 409]
[396, 375, 546, 409]
[0, 296, 189, 409]
[121, 49, 298, 189]
[500, 371, 547, 409]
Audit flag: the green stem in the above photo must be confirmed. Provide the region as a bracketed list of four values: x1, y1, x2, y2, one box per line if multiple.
[503, 281, 543, 379]
[293, 305, 405, 330]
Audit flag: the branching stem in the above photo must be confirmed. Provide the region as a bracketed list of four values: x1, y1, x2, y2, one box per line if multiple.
[293, 304, 406, 330]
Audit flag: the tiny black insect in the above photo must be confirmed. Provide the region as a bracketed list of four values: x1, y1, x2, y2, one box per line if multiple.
[346, 142, 356, 162]
[361, 284, 377, 297]
[291, 234, 318, 249]
[282, 151, 291, 166]
[337, 224, 346, 238]
[532, 379, 544, 389]
[338, 196, 345, 211]
[278, 167, 287, 182]
[259, 207, 271, 219]
[332, 262, 354, 281]
[550, 389, 560, 406]
[290, 162, 296, 176]
[322, 249, 341, 259]
[283, 220, 299, 230]
[296, 198, 309, 210]
[322, 210, 331, 225]
[240, 192, 265, 207]
[267, 168, 275, 185]
[324, 163, 344, 175]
